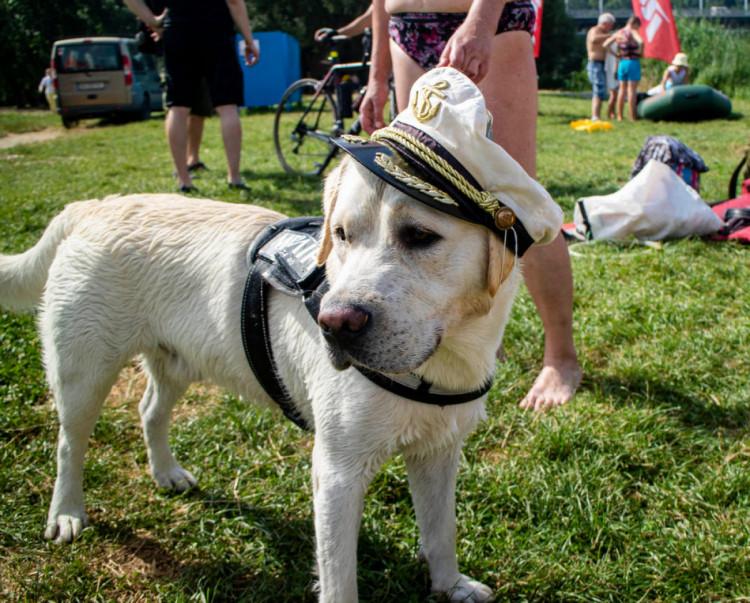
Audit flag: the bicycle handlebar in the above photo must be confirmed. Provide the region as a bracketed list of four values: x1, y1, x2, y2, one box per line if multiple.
[317, 28, 372, 65]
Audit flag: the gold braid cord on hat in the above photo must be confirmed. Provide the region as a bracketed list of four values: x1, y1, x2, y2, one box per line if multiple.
[371, 126, 501, 216]
[373, 153, 457, 207]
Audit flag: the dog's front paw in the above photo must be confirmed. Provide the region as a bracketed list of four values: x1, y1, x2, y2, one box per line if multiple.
[45, 511, 89, 543]
[436, 574, 493, 602]
[153, 464, 197, 492]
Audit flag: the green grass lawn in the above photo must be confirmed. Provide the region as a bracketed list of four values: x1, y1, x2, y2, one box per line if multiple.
[1, 95, 749, 601]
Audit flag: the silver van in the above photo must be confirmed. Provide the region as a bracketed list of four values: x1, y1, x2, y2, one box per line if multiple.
[51, 37, 164, 128]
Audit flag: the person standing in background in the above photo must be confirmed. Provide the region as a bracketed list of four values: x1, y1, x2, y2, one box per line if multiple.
[134, 0, 213, 175]
[605, 37, 619, 120]
[38, 69, 56, 112]
[585, 12, 615, 121]
[607, 16, 643, 121]
[123, 0, 259, 192]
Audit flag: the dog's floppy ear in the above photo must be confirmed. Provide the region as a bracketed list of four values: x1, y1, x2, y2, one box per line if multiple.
[317, 161, 346, 266]
[486, 230, 515, 297]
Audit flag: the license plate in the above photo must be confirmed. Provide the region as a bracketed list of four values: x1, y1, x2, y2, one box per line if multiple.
[77, 82, 105, 91]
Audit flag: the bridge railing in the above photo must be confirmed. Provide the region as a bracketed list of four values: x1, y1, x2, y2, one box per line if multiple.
[564, 0, 749, 17]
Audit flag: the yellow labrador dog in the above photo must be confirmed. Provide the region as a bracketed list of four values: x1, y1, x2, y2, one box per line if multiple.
[0, 68, 561, 602]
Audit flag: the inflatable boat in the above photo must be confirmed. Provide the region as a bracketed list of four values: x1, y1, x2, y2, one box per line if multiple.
[637, 85, 732, 121]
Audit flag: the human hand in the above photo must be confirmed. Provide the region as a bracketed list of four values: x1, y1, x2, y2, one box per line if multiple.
[360, 80, 389, 134]
[149, 9, 166, 41]
[244, 37, 260, 66]
[314, 27, 338, 42]
[436, 19, 493, 83]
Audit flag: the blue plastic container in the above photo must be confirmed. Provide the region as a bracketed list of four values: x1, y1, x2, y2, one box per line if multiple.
[236, 32, 300, 108]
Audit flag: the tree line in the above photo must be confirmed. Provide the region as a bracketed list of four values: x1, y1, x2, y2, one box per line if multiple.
[0, 0, 581, 108]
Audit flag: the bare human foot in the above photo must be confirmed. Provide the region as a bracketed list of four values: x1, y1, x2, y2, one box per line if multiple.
[519, 360, 582, 411]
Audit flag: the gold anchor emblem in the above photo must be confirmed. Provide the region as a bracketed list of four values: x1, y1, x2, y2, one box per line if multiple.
[411, 80, 450, 123]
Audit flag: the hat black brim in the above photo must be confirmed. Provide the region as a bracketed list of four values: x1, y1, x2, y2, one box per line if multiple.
[332, 136, 534, 256]
[332, 137, 469, 224]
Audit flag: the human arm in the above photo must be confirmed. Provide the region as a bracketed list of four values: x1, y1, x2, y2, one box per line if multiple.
[660, 67, 671, 89]
[225, 0, 259, 66]
[360, 0, 391, 133]
[122, 0, 165, 38]
[436, 0, 508, 82]
[315, 4, 373, 41]
[603, 32, 619, 50]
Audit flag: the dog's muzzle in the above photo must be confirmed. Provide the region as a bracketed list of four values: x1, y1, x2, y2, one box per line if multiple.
[318, 303, 372, 370]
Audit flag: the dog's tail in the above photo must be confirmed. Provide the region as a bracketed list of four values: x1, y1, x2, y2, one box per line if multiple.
[0, 202, 85, 310]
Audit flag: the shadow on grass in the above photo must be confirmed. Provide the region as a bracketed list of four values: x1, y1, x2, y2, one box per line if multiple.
[584, 372, 750, 433]
[83, 486, 427, 601]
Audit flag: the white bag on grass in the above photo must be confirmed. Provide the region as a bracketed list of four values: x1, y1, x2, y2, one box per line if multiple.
[574, 159, 724, 241]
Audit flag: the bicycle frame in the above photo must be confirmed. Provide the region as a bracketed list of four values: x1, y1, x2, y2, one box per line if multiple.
[286, 61, 370, 174]
[274, 29, 395, 176]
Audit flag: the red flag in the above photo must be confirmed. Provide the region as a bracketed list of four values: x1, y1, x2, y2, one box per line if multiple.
[531, 0, 543, 58]
[632, 0, 681, 63]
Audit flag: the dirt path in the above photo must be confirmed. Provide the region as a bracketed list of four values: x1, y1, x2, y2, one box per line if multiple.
[0, 127, 65, 149]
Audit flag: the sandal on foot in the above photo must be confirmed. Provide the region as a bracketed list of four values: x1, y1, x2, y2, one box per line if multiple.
[228, 181, 250, 191]
[178, 185, 199, 194]
[187, 161, 209, 173]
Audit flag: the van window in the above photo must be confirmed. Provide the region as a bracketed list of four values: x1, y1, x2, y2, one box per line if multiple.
[55, 43, 122, 73]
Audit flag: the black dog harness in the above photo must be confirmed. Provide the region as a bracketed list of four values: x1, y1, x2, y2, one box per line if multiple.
[240, 217, 494, 431]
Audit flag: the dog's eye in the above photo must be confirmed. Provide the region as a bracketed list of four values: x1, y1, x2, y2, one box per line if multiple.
[401, 226, 440, 248]
[333, 226, 346, 242]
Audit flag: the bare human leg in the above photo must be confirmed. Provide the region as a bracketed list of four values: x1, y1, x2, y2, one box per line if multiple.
[627, 80, 639, 120]
[479, 33, 580, 410]
[165, 105, 192, 189]
[591, 95, 602, 121]
[186, 114, 205, 168]
[617, 83, 626, 121]
[214, 104, 243, 185]
[607, 87, 617, 119]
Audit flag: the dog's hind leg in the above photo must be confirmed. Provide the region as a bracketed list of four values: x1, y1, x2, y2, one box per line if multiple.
[138, 351, 196, 491]
[405, 445, 493, 602]
[44, 350, 124, 543]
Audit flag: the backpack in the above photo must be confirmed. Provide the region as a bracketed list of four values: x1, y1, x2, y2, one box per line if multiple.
[631, 135, 708, 192]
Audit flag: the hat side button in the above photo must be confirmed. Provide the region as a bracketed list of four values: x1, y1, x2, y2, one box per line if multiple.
[494, 207, 516, 230]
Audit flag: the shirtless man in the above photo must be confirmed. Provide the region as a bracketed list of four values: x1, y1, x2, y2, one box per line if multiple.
[586, 13, 616, 121]
[360, 0, 582, 410]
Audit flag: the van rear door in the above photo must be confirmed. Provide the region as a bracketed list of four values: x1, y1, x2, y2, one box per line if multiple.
[53, 41, 128, 108]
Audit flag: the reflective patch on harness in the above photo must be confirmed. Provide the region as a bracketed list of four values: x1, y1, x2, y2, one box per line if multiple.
[254, 228, 321, 296]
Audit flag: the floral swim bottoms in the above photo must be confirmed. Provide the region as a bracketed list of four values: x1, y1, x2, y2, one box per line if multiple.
[388, 2, 536, 71]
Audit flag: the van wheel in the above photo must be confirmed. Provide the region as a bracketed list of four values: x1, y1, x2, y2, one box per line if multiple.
[62, 116, 79, 129]
[139, 96, 151, 121]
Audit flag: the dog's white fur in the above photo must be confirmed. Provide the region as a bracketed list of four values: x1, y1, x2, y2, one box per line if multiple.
[0, 157, 522, 602]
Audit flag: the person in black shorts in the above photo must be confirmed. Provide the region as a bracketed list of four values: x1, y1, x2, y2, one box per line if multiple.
[134, 1, 212, 174]
[124, 0, 259, 192]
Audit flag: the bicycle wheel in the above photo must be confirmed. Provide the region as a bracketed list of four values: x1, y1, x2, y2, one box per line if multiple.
[274, 78, 341, 176]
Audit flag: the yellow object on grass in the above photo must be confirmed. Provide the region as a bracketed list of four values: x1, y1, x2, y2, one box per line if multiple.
[570, 119, 614, 132]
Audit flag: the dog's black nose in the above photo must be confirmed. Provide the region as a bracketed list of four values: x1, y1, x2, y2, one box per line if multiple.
[318, 304, 371, 347]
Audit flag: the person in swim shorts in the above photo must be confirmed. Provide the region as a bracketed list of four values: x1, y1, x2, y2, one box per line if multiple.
[585, 12, 615, 121]
[360, 0, 582, 411]
[606, 15, 643, 121]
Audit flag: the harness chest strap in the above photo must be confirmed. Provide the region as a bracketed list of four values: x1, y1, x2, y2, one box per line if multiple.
[240, 217, 494, 431]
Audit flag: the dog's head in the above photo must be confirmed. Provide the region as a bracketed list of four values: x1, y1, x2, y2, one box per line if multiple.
[316, 158, 517, 381]
[315, 68, 562, 386]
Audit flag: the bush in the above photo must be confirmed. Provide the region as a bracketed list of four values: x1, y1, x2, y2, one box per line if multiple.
[677, 17, 750, 98]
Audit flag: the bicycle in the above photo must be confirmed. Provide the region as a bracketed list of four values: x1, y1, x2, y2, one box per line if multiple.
[273, 29, 396, 177]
